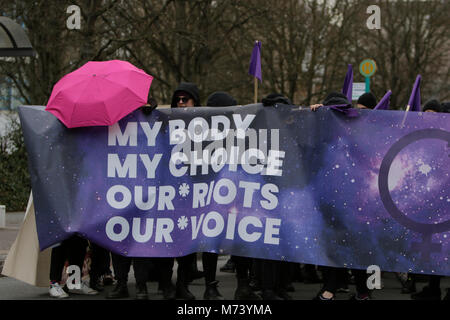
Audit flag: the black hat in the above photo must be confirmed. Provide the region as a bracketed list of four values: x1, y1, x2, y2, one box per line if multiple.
[261, 93, 292, 106]
[357, 92, 377, 109]
[206, 91, 237, 107]
[171, 82, 201, 108]
[322, 91, 350, 106]
[441, 102, 450, 113]
[422, 99, 442, 112]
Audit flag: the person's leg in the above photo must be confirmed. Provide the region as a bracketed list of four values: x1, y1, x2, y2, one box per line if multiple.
[89, 243, 110, 291]
[107, 253, 131, 299]
[233, 256, 261, 300]
[303, 264, 321, 283]
[411, 275, 441, 300]
[176, 254, 196, 300]
[352, 268, 370, 299]
[260, 259, 283, 300]
[220, 255, 236, 272]
[133, 258, 151, 300]
[49, 243, 67, 284]
[202, 252, 223, 300]
[155, 257, 175, 300]
[276, 261, 293, 299]
[316, 266, 338, 300]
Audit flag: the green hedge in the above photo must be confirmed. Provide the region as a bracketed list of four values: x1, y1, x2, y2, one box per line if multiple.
[0, 114, 30, 212]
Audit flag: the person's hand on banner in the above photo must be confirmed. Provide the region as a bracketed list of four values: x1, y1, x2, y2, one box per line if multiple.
[310, 104, 323, 111]
[141, 96, 158, 115]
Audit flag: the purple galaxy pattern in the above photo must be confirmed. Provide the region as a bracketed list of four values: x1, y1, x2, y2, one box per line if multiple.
[19, 105, 449, 275]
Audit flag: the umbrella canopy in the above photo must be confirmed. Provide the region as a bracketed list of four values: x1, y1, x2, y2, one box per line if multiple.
[46, 60, 153, 128]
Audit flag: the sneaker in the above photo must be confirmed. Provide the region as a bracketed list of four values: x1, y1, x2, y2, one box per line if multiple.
[49, 282, 69, 299]
[68, 280, 99, 295]
[411, 286, 441, 300]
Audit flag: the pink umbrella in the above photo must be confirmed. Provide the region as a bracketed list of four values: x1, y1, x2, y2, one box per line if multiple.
[45, 60, 153, 128]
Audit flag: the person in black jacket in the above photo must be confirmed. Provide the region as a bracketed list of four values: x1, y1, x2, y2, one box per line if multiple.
[158, 82, 204, 300]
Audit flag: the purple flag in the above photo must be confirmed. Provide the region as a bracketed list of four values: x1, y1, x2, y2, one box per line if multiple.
[328, 104, 359, 118]
[342, 64, 353, 102]
[407, 75, 421, 111]
[248, 41, 262, 82]
[374, 90, 392, 110]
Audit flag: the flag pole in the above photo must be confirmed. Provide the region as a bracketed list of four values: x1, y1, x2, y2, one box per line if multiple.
[254, 77, 258, 104]
[254, 40, 259, 104]
[400, 104, 411, 128]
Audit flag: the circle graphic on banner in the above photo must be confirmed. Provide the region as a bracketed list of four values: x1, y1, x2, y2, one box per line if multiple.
[378, 128, 450, 261]
[359, 59, 377, 77]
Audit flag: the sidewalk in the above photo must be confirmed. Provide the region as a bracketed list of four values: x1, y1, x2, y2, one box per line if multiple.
[0, 211, 24, 275]
[0, 211, 448, 300]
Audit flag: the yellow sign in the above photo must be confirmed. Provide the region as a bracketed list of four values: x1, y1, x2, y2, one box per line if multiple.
[359, 59, 377, 77]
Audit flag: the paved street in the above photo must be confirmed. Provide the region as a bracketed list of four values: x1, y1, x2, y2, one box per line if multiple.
[1, 212, 448, 301]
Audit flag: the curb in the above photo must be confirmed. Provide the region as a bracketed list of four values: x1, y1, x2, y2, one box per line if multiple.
[0, 254, 6, 278]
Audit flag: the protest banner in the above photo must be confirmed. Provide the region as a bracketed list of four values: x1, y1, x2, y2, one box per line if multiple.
[18, 104, 449, 276]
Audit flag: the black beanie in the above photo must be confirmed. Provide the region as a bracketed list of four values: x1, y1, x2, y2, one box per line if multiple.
[322, 91, 350, 106]
[441, 102, 450, 113]
[206, 91, 237, 107]
[422, 99, 442, 112]
[357, 92, 377, 109]
[171, 82, 201, 108]
[261, 93, 292, 106]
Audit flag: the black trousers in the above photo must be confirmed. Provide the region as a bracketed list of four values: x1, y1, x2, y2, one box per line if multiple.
[233, 255, 253, 280]
[110, 253, 151, 285]
[89, 243, 111, 281]
[320, 266, 348, 294]
[258, 259, 291, 291]
[352, 268, 369, 295]
[157, 253, 196, 288]
[49, 236, 88, 283]
[202, 252, 218, 284]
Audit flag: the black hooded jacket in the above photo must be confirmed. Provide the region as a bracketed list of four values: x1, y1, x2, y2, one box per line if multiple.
[170, 82, 201, 108]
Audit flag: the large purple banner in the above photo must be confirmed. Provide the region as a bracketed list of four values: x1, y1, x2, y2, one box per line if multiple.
[19, 104, 449, 276]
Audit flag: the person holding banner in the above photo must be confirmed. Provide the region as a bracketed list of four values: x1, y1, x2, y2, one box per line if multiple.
[157, 82, 204, 300]
[409, 98, 445, 300]
[356, 92, 377, 109]
[106, 99, 163, 300]
[257, 93, 296, 300]
[198, 91, 241, 300]
[310, 91, 374, 300]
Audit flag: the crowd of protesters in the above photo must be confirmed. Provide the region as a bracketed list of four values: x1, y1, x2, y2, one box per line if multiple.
[47, 82, 449, 301]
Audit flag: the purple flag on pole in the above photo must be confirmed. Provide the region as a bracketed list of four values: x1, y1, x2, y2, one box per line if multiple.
[342, 64, 353, 102]
[248, 41, 262, 82]
[407, 75, 421, 111]
[374, 90, 392, 110]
